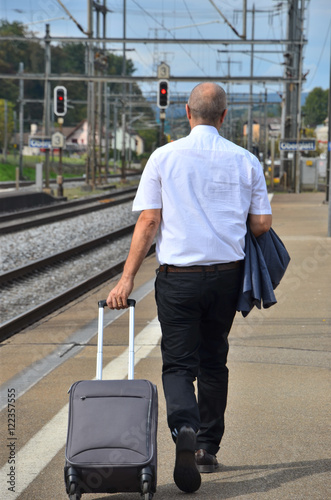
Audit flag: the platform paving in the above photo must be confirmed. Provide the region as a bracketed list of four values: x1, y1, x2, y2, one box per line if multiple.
[0, 191, 330, 500]
[150, 192, 331, 499]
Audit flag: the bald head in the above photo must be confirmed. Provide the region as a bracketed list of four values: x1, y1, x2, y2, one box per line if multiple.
[187, 83, 227, 128]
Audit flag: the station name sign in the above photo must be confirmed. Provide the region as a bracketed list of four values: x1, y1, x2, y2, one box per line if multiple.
[29, 136, 51, 149]
[279, 139, 316, 152]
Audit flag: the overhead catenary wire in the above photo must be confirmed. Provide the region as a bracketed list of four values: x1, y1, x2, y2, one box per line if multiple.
[208, 0, 244, 38]
[182, 0, 221, 73]
[130, 0, 208, 76]
[307, 18, 331, 88]
[55, 0, 89, 35]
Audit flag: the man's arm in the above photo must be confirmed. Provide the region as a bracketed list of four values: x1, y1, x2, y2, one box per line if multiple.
[248, 213, 272, 237]
[106, 209, 161, 309]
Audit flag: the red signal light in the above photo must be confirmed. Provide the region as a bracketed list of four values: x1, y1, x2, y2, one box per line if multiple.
[158, 80, 169, 108]
[54, 86, 67, 116]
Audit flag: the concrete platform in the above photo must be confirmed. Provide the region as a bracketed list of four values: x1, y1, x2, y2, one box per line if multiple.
[0, 192, 330, 499]
[0, 190, 66, 212]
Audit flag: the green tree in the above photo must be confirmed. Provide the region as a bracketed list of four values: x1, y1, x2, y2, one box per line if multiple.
[0, 21, 27, 102]
[51, 43, 88, 125]
[137, 127, 158, 154]
[0, 21, 44, 111]
[0, 99, 15, 152]
[0, 20, 157, 140]
[302, 87, 328, 127]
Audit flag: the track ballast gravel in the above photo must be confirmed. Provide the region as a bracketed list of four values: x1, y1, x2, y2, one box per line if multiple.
[0, 202, 139, 324]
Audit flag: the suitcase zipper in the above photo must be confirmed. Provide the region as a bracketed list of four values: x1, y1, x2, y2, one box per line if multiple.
[79, 394, 146, 400]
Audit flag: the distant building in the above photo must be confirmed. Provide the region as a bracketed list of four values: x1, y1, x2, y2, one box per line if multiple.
[243, 118, 281, 143]
[20, 120, 144, 156]
[315, 118, 328, 153]
[66, 119, 144, 155]
[243, 121, 260, 143]
[65, 120, 88, 150]
[267, 118, 281, 139]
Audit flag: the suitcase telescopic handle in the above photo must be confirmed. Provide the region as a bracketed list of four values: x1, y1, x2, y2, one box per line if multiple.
[98, 299, 136, 308]
[96, 298, 136, 380]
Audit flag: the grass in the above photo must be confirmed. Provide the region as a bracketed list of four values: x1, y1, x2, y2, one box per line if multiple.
[0, 156, 137, 183]
[0, 157, 86, 182]
[63, 186, 107, 200]
[3, 153, 86, 167]
[1, 155, 140, 201]
[0, 159, 139, 199]
[0, 163, 85, 182]
[62, 178, 140, 200]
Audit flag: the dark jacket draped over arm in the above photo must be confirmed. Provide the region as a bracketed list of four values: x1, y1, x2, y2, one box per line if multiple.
[237, 226, 291, 317]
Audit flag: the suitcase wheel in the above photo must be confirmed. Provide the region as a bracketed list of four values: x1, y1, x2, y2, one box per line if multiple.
[142, 479, 153, 500]
[68, 482, 81, 500]
[142, 487, 153, 500]
[140, 466, 154, 500]
[65, 466, 81, 499]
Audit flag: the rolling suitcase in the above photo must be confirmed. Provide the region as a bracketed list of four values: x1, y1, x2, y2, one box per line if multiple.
[64, 299, 158, 500]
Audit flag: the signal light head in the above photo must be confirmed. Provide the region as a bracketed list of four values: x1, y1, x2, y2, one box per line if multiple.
[157, 80, 169, 109]
[54, 86, 67, 117]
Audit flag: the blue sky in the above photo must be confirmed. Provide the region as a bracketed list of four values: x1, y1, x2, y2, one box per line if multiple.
[1, 0, 330, 98]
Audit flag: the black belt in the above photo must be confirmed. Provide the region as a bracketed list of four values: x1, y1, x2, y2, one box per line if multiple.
[158, 262, 241, 273]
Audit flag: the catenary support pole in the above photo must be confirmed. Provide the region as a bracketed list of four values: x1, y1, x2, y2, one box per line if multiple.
[247, 4, 255, 153]
[121, 0, 127, 181]
[18, 62, 24, 179]
[43, 24, 51, 189]
[327, 30, 331, 236]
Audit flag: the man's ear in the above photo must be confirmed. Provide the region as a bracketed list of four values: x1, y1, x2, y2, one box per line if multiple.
[186, 103, 192, 120]
[220, 109, 228, 125]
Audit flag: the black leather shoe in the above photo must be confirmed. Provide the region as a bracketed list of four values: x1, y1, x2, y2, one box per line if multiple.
[195, 449, 219, 473]
[173, 426, 201, 493]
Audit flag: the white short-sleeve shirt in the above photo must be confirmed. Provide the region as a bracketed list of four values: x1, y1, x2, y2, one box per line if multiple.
[133, 125, 272, 266]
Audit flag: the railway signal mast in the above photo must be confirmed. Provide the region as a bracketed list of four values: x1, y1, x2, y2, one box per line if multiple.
[53, 86, 67, 196]
[157, 63, 170, 146]
[54, 86, 67, 117]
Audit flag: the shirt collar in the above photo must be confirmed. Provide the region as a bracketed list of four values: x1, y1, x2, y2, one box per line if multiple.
[190, 124, 220, 136]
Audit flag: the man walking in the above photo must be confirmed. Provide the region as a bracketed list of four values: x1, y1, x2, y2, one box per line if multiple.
[107, 83, 272, 493]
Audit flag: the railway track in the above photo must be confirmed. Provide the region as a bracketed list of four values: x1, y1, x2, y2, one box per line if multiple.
[0, 258, 126, 342]
[0, 187, 137, 234]
[0, 235, 155, 341]
[0, 182, 145, 341]
[0, 172, 140, 190]
[0, 224, 135, 285]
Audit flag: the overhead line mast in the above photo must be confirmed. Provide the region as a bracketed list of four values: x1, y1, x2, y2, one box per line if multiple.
[3, 2, 307, 192]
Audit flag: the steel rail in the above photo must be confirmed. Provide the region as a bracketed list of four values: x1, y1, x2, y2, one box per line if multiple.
[0, 263, 123, 342]
[0, 224, 135, 285]
[0, 246, 157, 344]
[0, 172, 139, 191]
[0, 187, 137, 223]
[0, 264, 126, 342]
[0, 192, 136, 234]
[0, 177, 83, 189]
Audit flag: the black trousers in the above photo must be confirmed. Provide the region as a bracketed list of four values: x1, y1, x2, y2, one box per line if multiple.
[155, 265, 242, 455]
